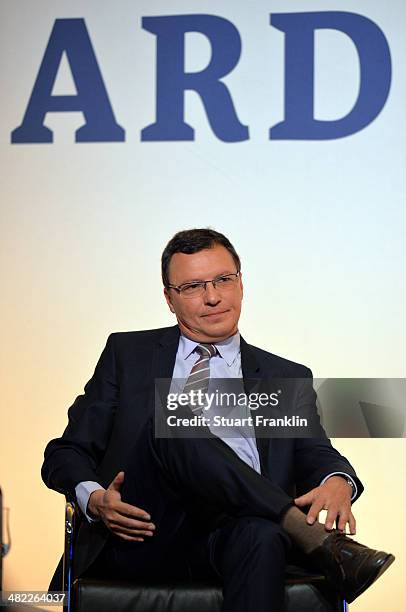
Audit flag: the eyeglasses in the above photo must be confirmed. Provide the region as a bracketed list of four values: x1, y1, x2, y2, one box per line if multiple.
[167, 271, 241, 299]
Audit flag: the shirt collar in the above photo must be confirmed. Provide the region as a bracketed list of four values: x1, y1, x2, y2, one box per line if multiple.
[179, 331, 240, 367]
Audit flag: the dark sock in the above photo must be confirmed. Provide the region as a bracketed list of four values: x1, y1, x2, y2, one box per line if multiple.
[281, 506, 331, 554]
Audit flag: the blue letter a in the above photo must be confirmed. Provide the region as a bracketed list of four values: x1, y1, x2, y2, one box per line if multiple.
[11, 19, 125, 143]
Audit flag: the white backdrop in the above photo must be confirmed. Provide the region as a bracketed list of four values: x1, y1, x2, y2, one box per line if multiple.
[1, 2, 405, 610]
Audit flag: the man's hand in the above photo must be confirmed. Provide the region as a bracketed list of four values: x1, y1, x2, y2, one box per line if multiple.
[87, 471, 155, 542]
[294, 476, 356, 534]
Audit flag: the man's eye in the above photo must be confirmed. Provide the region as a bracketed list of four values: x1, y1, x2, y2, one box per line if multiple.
[216, 276, 232, 284]
[182, 283, 202, 291]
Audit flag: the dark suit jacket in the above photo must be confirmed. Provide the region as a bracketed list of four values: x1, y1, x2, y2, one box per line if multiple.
[41, 325, 363, 580]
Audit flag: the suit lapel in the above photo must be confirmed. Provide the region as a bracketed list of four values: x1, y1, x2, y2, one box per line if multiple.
[153, 325, 180, 378]
[240, 336, 260, 390]
[240, 336, 272, 477]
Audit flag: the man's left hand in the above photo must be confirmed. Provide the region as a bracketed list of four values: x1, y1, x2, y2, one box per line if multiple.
[294, 476, 356, 534]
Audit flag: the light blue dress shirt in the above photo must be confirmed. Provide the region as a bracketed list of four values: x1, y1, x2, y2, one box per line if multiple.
[170, 332, 262, 473]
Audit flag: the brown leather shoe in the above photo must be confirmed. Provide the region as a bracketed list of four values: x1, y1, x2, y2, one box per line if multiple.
[310, 531, 395, 603]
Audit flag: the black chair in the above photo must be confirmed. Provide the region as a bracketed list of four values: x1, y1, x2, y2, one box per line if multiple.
[0, 486, 11, 594]
[63, 502, 348, 612]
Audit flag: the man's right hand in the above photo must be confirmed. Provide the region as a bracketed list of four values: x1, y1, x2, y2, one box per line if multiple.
[87, 471, 155, 542]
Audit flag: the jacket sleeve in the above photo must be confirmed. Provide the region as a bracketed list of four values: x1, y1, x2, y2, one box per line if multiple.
[41, 334, 119, 500]
[293, 372, 364, 502]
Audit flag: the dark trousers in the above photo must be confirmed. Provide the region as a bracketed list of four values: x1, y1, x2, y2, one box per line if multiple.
[94, 418, 294, 612]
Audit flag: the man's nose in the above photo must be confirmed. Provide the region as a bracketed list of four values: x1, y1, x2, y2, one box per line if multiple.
[204, 281, 221, 304]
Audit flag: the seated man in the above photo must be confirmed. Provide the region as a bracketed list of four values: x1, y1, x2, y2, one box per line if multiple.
[42, 228, 394, 611]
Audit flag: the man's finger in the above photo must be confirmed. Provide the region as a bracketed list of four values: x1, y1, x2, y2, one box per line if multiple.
[336, 510, 350, 532]
[114, 531, 144, 542]
[108, 471, 125, 492]
[114, 500, 151, 521]
[306, 498, 325, 524]
[348, 511, 356, 535]
[109, 523, 154, 537]
[294, 491, 314, 506]
[325, 505, 339, 530]
[108, 513, 155, 532]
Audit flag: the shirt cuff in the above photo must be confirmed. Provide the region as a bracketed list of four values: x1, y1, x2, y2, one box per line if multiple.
[75, 481, 105, 523]
[319, 472, 358, 501]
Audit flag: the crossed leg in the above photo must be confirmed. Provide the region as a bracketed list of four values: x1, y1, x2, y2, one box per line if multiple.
[100, 417, 293, 611]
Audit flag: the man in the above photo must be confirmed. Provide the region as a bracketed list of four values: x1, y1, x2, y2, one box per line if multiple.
[42, 228, 394, 611]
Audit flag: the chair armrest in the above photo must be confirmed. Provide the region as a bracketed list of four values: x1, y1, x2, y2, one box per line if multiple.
[63, 501, 76, 612]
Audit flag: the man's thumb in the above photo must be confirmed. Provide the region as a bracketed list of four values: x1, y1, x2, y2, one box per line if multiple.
[109, 471, 125, 491]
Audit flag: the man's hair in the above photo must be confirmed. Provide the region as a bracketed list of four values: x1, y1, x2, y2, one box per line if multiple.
[161, 228, 241, 287]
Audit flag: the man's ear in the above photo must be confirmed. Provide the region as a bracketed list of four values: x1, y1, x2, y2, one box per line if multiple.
[239, 272, 244, 299]
[164, 287, 176, 314]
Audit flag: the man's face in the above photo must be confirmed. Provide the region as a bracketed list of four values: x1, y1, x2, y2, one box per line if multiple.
[164, 244, 243, 342]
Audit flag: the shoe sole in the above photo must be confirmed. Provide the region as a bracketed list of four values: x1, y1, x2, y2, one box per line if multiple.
[345, 553, 395, 604]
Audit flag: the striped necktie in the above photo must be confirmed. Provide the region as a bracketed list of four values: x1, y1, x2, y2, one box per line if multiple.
[184, 343, 217, 414]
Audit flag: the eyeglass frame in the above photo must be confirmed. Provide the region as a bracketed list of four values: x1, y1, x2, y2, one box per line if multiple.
[167, 270, 241, 298]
